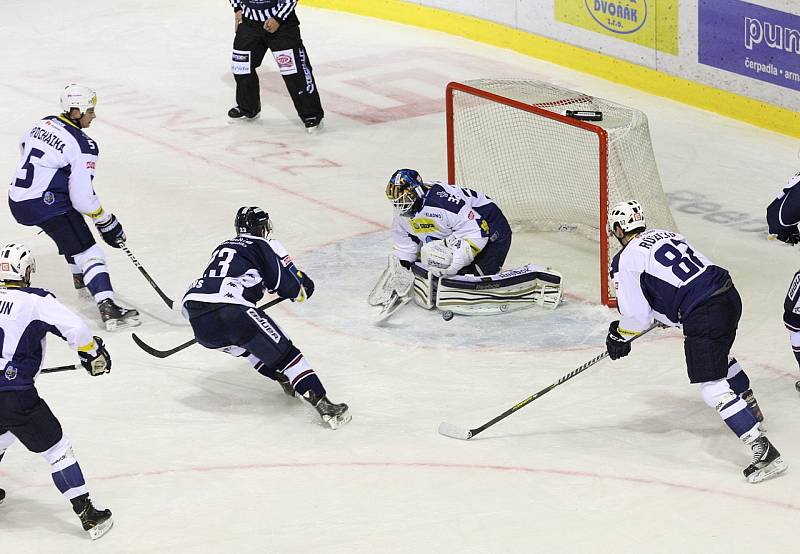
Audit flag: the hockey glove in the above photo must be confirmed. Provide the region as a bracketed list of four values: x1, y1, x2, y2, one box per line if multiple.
[95, 214, 126, 248]
[78, 336, 112, 376]
[775, 225, 800, 245]
[606, 321, 631, 360]
[295, 270, 315, 302]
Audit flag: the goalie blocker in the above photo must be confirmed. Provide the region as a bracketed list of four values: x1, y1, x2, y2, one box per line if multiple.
[411, 263, 562, 315]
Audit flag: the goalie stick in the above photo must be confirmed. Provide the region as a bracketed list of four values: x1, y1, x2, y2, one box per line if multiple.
[438, 324, 658, 440]
[132, 297, 286, 358]
[120, 242, 175, 309]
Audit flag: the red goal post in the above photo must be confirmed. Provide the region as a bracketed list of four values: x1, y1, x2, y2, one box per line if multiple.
[445, 80, 677, 307]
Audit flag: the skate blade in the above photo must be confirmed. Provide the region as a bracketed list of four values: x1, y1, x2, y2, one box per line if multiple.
[105, 316, 142, 331]
[746, 457, 788, 483]
[323, 411, 352, 430]
[87, 517, 113, 540]
[306, 121, 324, 134]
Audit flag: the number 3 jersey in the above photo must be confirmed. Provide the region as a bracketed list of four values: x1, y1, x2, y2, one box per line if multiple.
[8, 115, 102, 225]
[181, 235, 304, 310]
[610, 229, 731, 334]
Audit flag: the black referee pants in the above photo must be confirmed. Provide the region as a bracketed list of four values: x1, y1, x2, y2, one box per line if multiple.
[232, 19, 324, 124]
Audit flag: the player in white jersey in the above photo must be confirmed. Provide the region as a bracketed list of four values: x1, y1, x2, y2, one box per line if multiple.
[0, 243, 114, 539]
[605, 200, 786, 483]
[386, 169, 513, 277]
[370, 169, 563, 319]
[181, 207, 351, 429]
[766, 170, 800, 393]
[8, 84, 139, 331]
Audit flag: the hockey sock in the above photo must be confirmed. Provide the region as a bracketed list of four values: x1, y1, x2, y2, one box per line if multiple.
[700, 380, 759, 442]
[789, 330, 800, 369]
[74, 245, 113, 303]
[42, 436, 89, 504]
[282, 353, 325, 398]
[726, 358, 751, 396]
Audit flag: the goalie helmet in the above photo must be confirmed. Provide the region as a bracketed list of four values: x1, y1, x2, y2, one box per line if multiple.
[0, 243, 36, 284]
[235, 206, 273, 238]
[60, 83, 97, 115]
[386, 168, 425, 216]
[608, 200, 646, 235]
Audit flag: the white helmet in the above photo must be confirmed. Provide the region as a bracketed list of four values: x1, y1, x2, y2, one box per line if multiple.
[608, 200, 646, 235]
[0, 243, 36, 283]
[60, 84, 97, 114]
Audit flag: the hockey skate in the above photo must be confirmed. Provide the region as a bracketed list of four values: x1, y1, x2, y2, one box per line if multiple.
[275, 372, 295, 398]
[0, 487, 5, 505]
[303, 117, 323, 134]
[76, 498, 113, 540]
[98, 299, 141, 331]
[227, 106, 259, 120]
[303, 390, 351, 430]
[795, 380, 800, 394]
[743, 436, 787, 483]
[741, 389, 764, 423]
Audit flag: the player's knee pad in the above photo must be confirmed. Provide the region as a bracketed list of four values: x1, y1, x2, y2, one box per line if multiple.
[232, 49, 252, 75]
[41, 435, 74, 467]
[699, 379, 737, 410]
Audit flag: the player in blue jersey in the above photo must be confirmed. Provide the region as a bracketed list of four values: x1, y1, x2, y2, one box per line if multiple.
[181, 207, 350, 429]
[7, 84, 139, 331]
[766, 169, 800, 393]
[228, 0, 324, 132]
[605, 200, 786, 483]
[0, 243, 114, 539]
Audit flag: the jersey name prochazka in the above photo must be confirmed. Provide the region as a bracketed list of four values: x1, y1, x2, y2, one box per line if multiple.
[29, 126, 66, 152]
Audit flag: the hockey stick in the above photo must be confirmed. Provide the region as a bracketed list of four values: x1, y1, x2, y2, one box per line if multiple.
[40, 364, 81, 374]
[438, 324, 658, 440]
[131, 297, 287, 358]
[120, 242, 175, 309]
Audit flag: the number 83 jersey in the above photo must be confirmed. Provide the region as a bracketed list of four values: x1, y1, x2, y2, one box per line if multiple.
[610, 229, 731, 333]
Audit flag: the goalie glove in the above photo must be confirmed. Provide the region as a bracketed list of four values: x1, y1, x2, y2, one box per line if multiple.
[421, 236, 476, 277]
[78, 336, 112, 376]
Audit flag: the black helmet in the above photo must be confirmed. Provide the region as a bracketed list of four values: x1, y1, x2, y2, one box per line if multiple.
[235, 206, 272, 237]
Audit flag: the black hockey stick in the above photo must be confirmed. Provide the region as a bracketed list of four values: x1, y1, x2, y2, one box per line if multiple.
[41, 364, 80, 374]
[120, 243, 175, 309]
[438, 324, 659, 440]
[131, 297, 287, 358]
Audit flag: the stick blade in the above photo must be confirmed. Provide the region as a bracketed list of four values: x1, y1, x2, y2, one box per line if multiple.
[437, 421, 473, 440]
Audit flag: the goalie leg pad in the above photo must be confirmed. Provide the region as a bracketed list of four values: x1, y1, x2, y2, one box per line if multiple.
[411, 263, 435, 309]
[368, 255, 414, 307]
[435, 264, 563, 315]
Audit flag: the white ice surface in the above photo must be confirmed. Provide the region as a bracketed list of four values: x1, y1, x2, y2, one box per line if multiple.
[0, 1, 798, 553]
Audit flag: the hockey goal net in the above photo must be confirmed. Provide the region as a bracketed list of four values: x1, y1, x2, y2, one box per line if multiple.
[446, 79, 677, 307]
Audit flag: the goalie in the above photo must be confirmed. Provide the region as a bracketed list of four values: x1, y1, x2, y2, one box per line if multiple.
[368, 168, 562, 319]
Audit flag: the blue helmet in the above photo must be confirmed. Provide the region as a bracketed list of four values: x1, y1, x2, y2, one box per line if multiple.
[385, 169, 425, 216]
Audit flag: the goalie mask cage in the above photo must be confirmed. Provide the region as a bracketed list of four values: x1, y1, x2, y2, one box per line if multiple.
[446, 79, 677, 307]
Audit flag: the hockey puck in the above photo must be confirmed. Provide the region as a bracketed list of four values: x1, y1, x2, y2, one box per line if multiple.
[442, 310, 454, 321]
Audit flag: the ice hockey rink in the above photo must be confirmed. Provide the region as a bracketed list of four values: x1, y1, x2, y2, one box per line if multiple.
[1, 1, 798, 552]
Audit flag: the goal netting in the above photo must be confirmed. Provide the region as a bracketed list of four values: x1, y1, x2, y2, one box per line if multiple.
[446, 79, 677, 306]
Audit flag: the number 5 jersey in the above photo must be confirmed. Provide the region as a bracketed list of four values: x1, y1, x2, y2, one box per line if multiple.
[610, 229, 731, 333]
